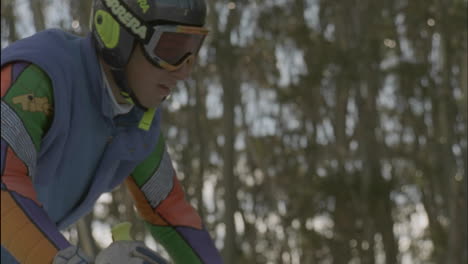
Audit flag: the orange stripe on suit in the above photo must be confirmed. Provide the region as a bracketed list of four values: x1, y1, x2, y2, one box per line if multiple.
[156, 175, 203, 230]
[1, 190, 58, 263]
[2, 147, 41, 205]
[125, 177, 169, 226]
[1, 64, 12, 97]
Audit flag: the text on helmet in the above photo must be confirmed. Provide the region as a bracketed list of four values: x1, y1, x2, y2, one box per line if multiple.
[103, 0, 148, 40]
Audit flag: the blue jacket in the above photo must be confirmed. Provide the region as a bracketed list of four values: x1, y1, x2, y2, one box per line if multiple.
[1, 29, 162, 229]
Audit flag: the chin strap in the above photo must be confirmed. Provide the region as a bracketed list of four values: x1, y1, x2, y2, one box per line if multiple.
[110, 69, 156, 131]
[138, 108, 157, 131]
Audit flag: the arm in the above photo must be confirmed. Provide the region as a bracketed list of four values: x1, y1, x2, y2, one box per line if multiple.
[126, 134, 223, 264]
[1, 63, 87, 263]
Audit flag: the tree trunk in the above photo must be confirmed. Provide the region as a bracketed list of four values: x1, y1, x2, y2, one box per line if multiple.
[194, 75, 207, 219]
[29, 0, 45, 32]
[220, 51, 237, 264]
[69, 0, 93, 34]
[77, 213, 98, 258]
[210, 2, 240, 262]
[2, 0, 18, 43]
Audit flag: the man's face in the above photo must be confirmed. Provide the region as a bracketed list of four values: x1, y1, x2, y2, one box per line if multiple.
[125, 44, 193, 109]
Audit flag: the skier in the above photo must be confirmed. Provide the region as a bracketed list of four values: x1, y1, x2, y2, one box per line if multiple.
[1, 0, 222, 263]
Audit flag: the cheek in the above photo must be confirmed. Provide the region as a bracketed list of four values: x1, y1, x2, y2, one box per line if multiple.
[125, 47, 168, 106]
[127, 66, 150, 93]
[126, 47, 153, 92]
[130, 71, 163, 104]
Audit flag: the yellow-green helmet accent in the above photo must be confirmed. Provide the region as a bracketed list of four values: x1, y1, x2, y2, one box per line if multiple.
[94, 10, 120, 49]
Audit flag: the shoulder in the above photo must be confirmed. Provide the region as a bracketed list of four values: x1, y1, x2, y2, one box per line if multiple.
[1, 29, 82, 71]
[1, 62, 55, 151]
[2, 62, 53, 102]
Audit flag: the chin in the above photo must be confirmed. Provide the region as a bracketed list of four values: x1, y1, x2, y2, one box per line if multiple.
[142, 100, 163, 109]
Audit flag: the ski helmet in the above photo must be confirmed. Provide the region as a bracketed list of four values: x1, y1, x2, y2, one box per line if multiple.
[92, 0, 207, 69]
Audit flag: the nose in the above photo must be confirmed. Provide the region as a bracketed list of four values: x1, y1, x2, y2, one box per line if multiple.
[170, 56, 195, 81]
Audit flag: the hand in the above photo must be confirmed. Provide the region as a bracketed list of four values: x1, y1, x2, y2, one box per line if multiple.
[95, 241, 168, 264]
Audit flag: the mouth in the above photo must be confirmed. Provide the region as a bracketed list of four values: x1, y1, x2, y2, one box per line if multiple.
[158, 84, 172, 97]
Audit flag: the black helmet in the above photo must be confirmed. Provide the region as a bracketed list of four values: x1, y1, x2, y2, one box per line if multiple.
[92, 0, 207, 69]
[90, 0, 207, 130]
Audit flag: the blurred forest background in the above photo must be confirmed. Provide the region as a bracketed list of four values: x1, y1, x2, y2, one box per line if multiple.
[1, 0, 467, 263]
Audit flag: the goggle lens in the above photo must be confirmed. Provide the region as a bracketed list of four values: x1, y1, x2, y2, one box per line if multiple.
[153, 32, 206, 65]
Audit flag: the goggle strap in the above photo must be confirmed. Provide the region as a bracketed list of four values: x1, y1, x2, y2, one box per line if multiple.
[175, 26, 209, 35]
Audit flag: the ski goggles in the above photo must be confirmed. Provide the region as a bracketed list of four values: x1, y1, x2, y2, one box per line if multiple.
[142, 25, 209, 71]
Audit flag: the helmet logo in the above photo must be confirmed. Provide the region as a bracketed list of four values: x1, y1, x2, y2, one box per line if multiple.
[137, 0, 150, 13]
[103, 0, 148, 40]
[94, 10, 120, 48]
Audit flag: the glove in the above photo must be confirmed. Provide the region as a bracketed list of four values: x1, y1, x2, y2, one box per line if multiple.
[95, 241, 168, 264]
[53, 245, 92, 264]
